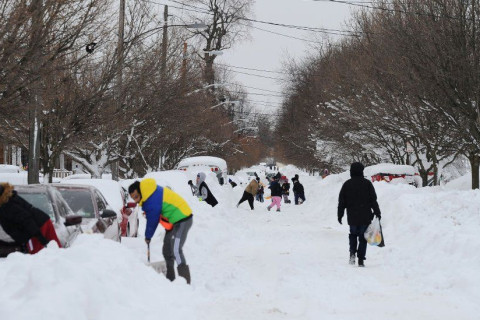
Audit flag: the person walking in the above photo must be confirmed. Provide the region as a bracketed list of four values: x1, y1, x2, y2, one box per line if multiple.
[129, 179, 193, 284]
[337, 162, 381, 267]
[292, 177, 306, 205]
[267, 176, 282, 212]
[0, 183, 62, 256]
[237, 177, 260, 210]
[189, 172, 218, 207]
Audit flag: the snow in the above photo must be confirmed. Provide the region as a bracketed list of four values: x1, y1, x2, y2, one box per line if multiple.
[177, 156, 227, 171]
[364, 163, 417, 176]
[1, 166, 479, 319]
[0, 165, 21, 173]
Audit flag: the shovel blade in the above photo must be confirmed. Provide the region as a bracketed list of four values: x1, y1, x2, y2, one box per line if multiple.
[147, 261, 167, 275]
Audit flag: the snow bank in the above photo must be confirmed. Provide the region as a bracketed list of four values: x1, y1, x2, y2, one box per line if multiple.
[1, 166, 479, 319]
[0, 235, 195, 320]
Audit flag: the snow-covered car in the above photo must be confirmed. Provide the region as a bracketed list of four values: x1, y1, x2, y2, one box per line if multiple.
[58, 179, 139, 238]
[0, 165, 21, 173]
[0, 184, 83, 257]
[52, 184, 121, 242]
[177, 156, 228, 185]
[365, 163, 421, 187]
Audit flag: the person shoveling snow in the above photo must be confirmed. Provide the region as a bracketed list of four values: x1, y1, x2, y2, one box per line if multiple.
[129, 179, 193, 284]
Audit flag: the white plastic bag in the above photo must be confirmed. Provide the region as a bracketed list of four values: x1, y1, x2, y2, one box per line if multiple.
[364, 217, 382, 246]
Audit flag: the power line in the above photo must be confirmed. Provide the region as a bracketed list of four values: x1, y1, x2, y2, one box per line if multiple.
[314, 0, 466, 21]
[216, 63, 288, 75]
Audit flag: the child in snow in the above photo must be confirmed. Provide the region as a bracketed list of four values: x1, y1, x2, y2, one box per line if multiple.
[281, 176, 291, 204]
[267, 176, 282, 212]
[292, 177, 306, 205]
[256, 184, 265, 203]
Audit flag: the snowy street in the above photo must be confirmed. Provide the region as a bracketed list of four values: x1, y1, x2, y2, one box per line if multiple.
[1, 168, 478, 320]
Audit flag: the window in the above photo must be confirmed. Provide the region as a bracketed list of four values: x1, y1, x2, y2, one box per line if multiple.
[18, 192, 55, 221]
[58, 189, 95, 218]
[95, 191, 106, 213]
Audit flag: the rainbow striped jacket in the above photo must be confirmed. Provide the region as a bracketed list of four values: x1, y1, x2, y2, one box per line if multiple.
[139, 178, 192, 240]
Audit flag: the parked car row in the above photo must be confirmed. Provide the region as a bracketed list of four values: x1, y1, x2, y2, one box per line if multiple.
[0, 179, 140, 257]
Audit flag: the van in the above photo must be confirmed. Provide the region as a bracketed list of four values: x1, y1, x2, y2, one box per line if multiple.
[177, 156, 228, 185]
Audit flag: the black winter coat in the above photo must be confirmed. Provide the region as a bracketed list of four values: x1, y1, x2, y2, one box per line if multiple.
[0, 187, 50, 245]
[293, 181, 304, 194]
[199, 182, 218, 207]
[282, 182, 290, 195]
[269, 181, 283, 197]
[337, 177, 381, 226]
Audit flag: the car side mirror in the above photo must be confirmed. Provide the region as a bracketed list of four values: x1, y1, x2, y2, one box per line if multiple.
[126, 202, 137, 208]
[101, 209, 117, 219]
[65, 215, 83, 226]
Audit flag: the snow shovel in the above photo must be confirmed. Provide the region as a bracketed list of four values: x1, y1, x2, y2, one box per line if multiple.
[147, 243, 167, 275]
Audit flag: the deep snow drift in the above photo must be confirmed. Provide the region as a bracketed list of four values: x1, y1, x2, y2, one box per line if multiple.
[1, 167, 479, 320]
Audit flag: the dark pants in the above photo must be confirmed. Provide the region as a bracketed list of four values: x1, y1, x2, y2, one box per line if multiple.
[256, 193, 264, 202]
[163, 216, 193, 269]
[294, 192, 306, 205]
[349, 225, 368, 260]
[238, 191, 254, 209]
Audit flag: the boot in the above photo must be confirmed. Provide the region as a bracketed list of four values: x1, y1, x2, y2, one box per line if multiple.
[166, 263, 175, 281]
[358, 259, 365, 267]
[276, 208, 281, 212]
[177, 263, 191, 284]
[349, 254, 355, 265]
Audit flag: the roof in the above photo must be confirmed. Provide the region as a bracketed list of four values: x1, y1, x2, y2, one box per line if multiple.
[177, 156, 227, 169]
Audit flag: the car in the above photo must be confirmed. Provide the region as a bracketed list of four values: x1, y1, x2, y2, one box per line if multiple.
[0, 165, 21, 173]
[0, 184, 83, 257]
[177, 156, 228, 185]
[366, 163, 421, 187]
[59, 179, 139, 238]
[52, 184, 121, 242]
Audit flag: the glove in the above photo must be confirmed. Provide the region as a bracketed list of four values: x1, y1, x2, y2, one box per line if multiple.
[338, 217, 342, 225]
[376, 215, 381, 221]
[188, 180, 193, 185]
[199, 197, 203, 202]
[145, 238, 151, 244]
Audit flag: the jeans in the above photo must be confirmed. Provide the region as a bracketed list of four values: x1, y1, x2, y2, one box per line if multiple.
[349, 225, 369, 260]
[294, 192, 306, 205]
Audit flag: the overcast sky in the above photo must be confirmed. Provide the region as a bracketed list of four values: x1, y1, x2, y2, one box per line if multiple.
[216, 0, 357, 114]
[163, 0, 358, 114]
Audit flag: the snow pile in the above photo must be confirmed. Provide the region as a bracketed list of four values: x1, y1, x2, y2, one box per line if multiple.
[0, 235, 194, 320]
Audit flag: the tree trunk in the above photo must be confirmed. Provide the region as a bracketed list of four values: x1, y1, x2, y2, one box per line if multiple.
[469, 152, 480, 189]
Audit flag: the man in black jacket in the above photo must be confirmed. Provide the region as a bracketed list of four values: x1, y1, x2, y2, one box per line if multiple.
[0, 183, 61, 256]
[338, 162, 381, 267]
[292, 177, 305, 205]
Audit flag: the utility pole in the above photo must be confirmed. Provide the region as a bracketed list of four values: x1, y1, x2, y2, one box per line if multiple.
[111, 0, 125, 181]
[160, 5, 168, 82]
[27, 0, 43, 184]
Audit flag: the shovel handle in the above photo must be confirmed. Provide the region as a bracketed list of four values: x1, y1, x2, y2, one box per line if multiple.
[147, 242, 150, 263]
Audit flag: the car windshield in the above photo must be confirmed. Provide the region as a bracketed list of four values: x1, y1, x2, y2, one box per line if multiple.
[17, 192, 55, 220]
[57, 189, 95, 218]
